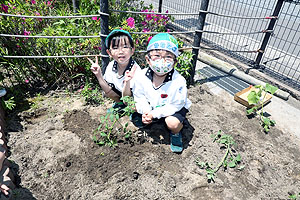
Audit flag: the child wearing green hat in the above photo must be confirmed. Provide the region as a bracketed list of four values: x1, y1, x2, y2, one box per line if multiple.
[124, 33, 192, 153]
[87, 29, 141, 112]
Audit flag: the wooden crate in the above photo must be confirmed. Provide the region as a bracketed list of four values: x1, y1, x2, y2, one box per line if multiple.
[234, 86, 273, 108]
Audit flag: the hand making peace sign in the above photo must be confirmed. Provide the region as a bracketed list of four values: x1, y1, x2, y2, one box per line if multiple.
[87, 56, 102, 76]
[124, 64, 137, 83]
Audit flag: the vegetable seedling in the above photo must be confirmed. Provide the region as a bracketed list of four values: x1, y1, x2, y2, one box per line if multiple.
[93, 96, 136, 147]
[196, 130, 242, 182]
[246, 83, 278, 133]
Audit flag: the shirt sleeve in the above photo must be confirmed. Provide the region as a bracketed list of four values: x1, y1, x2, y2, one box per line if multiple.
[132, 71, 152, 114]
[151, 77, 188, 119]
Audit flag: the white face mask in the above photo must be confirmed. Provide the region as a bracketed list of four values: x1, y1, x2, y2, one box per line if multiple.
[149, 59, 174, 76]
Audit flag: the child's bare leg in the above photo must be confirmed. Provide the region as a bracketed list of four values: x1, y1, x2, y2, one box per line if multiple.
[165, 116, 183, 134]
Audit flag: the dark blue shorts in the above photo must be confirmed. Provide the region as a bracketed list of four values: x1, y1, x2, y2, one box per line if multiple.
[131, 107, 189, 128]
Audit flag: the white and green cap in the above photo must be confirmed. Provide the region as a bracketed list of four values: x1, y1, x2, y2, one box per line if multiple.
[147, 33, 179, 57]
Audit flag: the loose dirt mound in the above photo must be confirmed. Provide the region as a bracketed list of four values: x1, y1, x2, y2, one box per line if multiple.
[6, 84, 300, 200]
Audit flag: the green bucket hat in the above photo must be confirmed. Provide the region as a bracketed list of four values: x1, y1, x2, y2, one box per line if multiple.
[147, 33, 179, 57]
[105, 29, 133, 49]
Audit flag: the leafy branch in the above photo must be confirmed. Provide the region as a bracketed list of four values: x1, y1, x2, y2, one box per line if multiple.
[93, 96, 136, 147]
[196, 130, 243, 182]
[246, 83, 278, 132]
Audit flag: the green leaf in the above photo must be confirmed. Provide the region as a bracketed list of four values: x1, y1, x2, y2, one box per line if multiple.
[247, 91, 260, 105]
[270, 120, 276, 126]
[109, 114, 115, 122]
[235, 154, 242, 162]
[100, 132, 107, 137]
[262, 117, 271, 126]
[265, 83, 278, 95]
[264, 125, 270, 132]
[92, 135, 97, 141]
[228, 161, 236, 168]
[246, 107, 256, 115]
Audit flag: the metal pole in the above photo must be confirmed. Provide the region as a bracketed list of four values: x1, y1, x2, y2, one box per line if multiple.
[255, 0, 283, 67]
[190, 0, 209, 85]
[100, 0, 109, 74]
[72, 0, 79, 13]
[158, 0, 163, 13]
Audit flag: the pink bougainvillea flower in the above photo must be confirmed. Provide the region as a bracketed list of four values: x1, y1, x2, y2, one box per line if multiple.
[167, 29, 170, 32]
[92, 16, 100, 21]
[127, 17, 135, 28]
[47, 1, 51, 6]
[146, 14, 152, 21]
[1, 4, 8, 13]
[141, 21, 147, 26]
[24, 30, 31, 36]
[143, 28, 150, 32]
[31, 0, 36, 4]
[25, 79, 29, 84]
[35, 12, 42, 22]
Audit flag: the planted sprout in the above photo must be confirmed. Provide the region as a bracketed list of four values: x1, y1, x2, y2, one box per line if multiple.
[196, 130, 243, 182]
[93, 96, 136, 147]
[289, 192, 300, 200]
[246, 83, 278, 133]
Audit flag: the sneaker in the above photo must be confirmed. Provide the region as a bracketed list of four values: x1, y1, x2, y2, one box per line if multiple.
[107, 102, 126, 115]
[130, 112, 145, 128]
[170, 132, 183, 153]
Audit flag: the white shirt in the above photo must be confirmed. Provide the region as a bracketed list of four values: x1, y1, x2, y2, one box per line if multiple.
[132, 68, 192, 119]
[103, 58, 141, 96]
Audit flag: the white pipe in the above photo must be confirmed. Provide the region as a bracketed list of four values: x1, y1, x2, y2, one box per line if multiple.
[197, 53, 290, 100]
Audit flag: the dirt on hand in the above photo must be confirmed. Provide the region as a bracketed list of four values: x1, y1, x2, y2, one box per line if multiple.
[6, 84, 300, 200]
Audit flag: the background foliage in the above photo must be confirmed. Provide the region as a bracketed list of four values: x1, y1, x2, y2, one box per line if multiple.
[0, 0, 193, 108]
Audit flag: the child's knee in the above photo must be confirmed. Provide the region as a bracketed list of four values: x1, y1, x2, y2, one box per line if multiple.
[165, 116, 182, 130]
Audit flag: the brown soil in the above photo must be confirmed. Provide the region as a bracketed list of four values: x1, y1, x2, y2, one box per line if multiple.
[6, 84, 300, 200]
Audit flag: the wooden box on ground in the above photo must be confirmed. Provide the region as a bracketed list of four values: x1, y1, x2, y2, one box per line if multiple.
[234, 86, 273, 108]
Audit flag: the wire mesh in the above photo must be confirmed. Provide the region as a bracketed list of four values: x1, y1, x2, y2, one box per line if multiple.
[143, 0, 300, 91]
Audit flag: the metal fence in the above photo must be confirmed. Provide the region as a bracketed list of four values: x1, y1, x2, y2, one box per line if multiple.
[144, 0, 300, 91]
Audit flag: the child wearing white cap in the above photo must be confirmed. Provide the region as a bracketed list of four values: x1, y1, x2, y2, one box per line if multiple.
[124, 33, 192, 153]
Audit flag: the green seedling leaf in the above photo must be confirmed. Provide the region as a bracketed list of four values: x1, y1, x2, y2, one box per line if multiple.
[247, 91, 260, 105]
[238, 165, 245, 170]
[264, 125, 270, 132]
[270, 120, 276, 126]
[235, 154, 242, 162]
[246, 107, 256, 115]
[109, 114, 115, 122]
[265, 83, 278, 95]
[228, 161, 236, 168]
[262, 117, 271, 126]
[100, 132, 107, 137]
